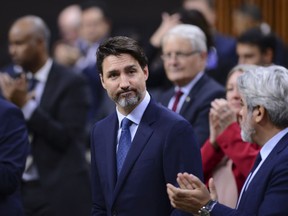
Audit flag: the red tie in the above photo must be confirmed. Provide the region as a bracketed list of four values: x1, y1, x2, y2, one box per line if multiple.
[172, 90, 183, 112]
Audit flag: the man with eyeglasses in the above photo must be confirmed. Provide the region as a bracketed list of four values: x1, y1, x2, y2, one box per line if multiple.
[158, 24, 225, 147]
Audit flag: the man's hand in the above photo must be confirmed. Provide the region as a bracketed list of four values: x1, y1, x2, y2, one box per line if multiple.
[167, 173, 217, 214]
[209, 98, 236, 147]
[0, 73, 33, 107]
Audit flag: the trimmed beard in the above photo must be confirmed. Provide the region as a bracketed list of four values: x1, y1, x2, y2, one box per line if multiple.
[116, 91, 142, 109]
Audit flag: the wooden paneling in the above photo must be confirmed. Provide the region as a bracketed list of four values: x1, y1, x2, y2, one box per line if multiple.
[215, 0, 288, 44]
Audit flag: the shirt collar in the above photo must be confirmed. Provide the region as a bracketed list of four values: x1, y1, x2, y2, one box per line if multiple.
[260, 127, 288, 160]
[26, 58, 52, 83]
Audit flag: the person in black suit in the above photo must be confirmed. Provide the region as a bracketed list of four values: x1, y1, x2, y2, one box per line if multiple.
[0, 98, 29, 215]
[0, 15, 91, 216]
[158, 24, 225, 147]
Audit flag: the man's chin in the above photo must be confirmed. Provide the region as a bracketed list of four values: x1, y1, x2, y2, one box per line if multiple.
[117, 96, 139, 108]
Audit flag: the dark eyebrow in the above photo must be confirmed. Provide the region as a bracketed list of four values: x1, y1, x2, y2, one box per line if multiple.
[124, 64, 138, 71]
[106, 70, 118, 76]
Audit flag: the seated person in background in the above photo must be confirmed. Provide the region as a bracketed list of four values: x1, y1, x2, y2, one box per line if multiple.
[0, 98, 29, 215]
[201, 64, 260, 208]
[236, 26, 276, 66]
[158, 24, 225, 146]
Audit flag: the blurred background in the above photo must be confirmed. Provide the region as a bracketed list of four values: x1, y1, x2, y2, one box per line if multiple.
[0, 0, 287, 68]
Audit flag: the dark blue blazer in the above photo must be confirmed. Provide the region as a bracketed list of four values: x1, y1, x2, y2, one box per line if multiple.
[90, 99, 203, 216]
[0, 98, 29, 215]
[205, 32, 238, 86]
[158, 74, 225, 147]
[212, 131, 288, 215]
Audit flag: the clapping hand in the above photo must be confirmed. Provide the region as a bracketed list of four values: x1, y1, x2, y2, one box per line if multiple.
[209, 98, 236, 147]
[167, 173, 217, 214]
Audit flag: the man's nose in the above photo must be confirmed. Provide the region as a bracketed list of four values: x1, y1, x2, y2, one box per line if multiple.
[119, 74, 130, 88]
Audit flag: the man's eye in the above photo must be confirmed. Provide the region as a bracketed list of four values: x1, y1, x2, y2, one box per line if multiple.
[128, 69, 137, 75]
[108, 73, 118, 79]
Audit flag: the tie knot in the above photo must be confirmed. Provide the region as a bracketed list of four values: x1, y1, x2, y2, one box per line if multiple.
[27, 76, 38, 92]
[121, 118, 132, 130]
[175, 90, 183, 98]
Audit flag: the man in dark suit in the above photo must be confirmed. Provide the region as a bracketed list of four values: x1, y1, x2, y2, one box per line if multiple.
[0, 98, 29, 215]
[167, 65, 288, 215]
[159, 24, 225, 146]
[0, 15, 91, 215]
[90, 36, 203, 215]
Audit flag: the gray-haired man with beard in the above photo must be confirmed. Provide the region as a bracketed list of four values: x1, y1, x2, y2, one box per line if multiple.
[90, 36, 203, 215]
[167, 65, 288, 216]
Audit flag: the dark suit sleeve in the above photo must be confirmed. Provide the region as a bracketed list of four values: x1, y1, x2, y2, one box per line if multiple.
[163, 120, 203, 215]
[0, 103, 29, 196]
[27, 74, 90, 152]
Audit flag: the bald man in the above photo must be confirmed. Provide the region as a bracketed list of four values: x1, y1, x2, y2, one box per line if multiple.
[0, 15, 91, 216]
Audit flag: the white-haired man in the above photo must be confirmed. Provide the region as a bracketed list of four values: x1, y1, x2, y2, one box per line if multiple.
[167, 65, 288, 215]
[159, 24, 225, 147]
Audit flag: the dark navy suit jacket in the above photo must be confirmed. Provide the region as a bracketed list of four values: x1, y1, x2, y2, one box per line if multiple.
[0, 98, 29, 215]
[159, 74, 225, 147]
[212, 131, 288, 215]
[206, 33, 238, 86]
[90, 99, 203, 216]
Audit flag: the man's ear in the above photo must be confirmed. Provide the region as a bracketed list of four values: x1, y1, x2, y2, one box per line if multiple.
[254, 105, 265, 123]
[143, 66, 149, 81]
[100, 74, 106, 89]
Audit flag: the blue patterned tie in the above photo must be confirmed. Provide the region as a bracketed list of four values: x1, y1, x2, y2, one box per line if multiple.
[117, 118, 133, 176]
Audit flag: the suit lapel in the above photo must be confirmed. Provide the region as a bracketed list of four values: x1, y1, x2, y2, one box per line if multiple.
[105, 113, 119, 193]
[112, 100, 157, 202]
[238, 131, 288, 209]
[179, 75, 206, 116]
[39, 63, 58, 109]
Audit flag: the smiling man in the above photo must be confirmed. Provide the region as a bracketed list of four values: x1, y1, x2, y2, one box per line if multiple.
[90, 36, 203, 216]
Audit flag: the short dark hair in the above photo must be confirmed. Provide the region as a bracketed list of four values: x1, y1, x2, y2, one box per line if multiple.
[96, 36, 148, 74]
[237, 26, 276, 56]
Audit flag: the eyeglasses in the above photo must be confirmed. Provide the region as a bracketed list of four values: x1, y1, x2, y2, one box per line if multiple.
[161, 50, 200, 61]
